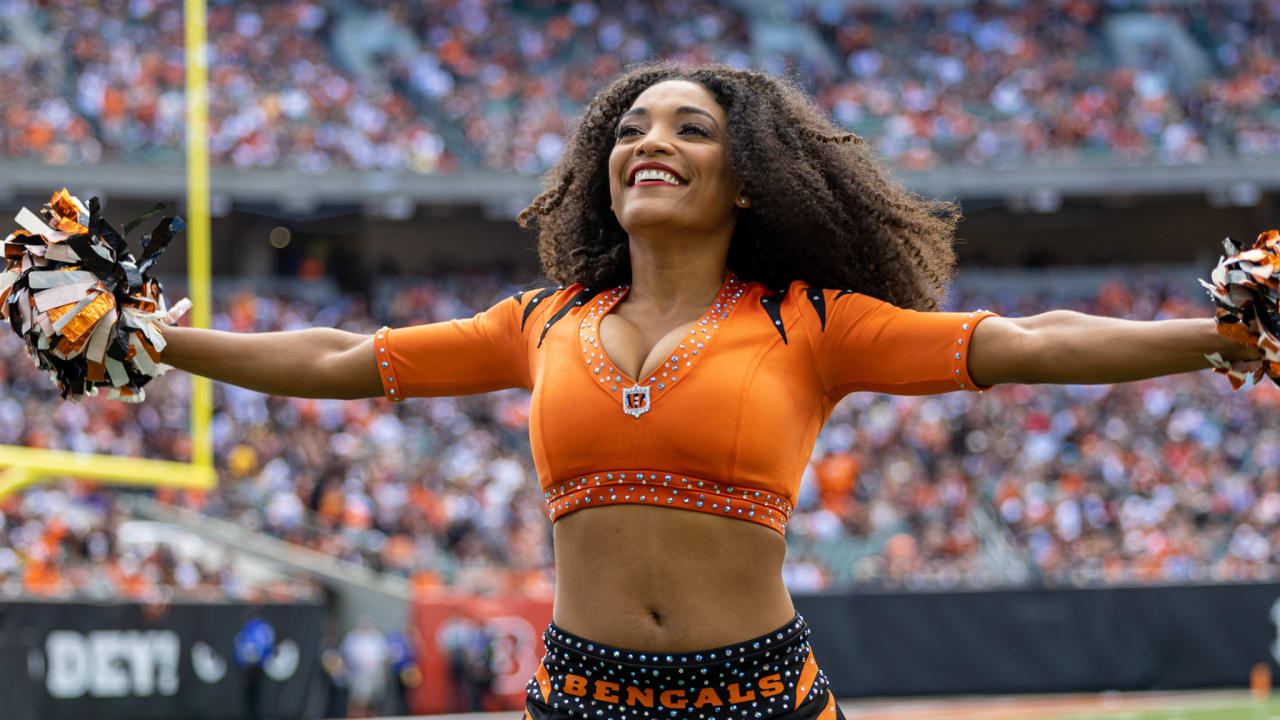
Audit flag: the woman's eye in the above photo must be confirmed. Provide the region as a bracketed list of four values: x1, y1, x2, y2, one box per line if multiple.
[616, 125, 641, 138]
[679, 124, 711, 136]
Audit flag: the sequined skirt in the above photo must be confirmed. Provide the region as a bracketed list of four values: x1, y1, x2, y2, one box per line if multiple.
[523, 615, 842, 720]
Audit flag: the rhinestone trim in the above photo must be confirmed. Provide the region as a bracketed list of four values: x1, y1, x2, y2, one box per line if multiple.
[529, 616, 832, 720]
[544, 471, 793, 535]
[952, 310, 998, 392]
[579, 272, 746, 411]
[374, 326, 403, 402]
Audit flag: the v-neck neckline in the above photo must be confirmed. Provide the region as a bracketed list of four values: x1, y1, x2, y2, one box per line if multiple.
[577, 271, 746, 409]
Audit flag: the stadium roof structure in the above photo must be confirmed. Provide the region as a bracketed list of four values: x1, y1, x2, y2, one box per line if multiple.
[1, 159, 1276, 215]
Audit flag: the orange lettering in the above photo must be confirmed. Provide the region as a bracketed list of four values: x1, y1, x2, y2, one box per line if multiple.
[593, 680, 620, 703]
[693, 687, 724, 708]
[659, 689, 688, 709]
[758, 674, 784, 697]
[625, 687, 654, 707]
[727, 683, 756, 703]
[563, 674, 587, 697]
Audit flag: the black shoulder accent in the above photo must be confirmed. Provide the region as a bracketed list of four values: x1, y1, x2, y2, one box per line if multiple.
[520, 287, 560, 331]
[834, 289, 855, 300]
[760, 288, 788, 344]
[537, 287, 596, 348]
[804, 285, 826, 332]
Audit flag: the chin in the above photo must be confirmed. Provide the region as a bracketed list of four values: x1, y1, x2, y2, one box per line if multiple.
[619, 196, 701, 226]
[618, 205, 685, 230]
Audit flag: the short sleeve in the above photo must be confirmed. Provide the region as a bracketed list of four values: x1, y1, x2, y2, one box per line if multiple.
[817, 291, 999, 399]
[373, 294, 532, 401]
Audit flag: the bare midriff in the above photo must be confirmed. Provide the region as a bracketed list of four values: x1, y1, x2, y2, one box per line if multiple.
[552, 503, 795, 652]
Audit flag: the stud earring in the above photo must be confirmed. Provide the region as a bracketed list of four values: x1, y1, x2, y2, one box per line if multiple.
[736, 195, 750, 208]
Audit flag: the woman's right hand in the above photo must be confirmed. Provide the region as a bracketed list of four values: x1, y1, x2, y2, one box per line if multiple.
[158, 325, 383, 399]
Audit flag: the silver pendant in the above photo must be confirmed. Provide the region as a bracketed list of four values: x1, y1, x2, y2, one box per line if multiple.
[622, 384, 650, 418]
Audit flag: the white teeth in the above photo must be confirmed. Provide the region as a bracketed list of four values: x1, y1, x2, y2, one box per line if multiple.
[632, 168, 681, 185]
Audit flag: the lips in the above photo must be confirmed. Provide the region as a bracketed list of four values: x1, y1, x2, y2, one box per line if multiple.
[627, 162, 686, 186]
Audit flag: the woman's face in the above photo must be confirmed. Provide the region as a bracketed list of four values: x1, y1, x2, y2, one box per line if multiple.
[608, 80, 740, 238]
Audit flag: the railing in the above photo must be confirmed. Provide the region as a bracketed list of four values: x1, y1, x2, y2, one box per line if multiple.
[2, 157, 1277, 210]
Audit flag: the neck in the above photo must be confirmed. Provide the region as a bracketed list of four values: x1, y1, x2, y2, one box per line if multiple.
[624, 228, 732, 314]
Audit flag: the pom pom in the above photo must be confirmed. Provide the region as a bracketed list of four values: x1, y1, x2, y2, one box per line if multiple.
[0, 189, 189, 401]
[1201, 229, 1280, 389]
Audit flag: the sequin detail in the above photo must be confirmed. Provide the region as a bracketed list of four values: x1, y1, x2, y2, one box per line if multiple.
[579, 273, 745, 411]
[544, 471, 793, 535]
[952, 310, 998, 391]
[526, 616, 834, 720]
[374, 327, 402, 402]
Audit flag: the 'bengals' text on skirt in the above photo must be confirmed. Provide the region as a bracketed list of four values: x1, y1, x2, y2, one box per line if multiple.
[523, 615, 843, 720]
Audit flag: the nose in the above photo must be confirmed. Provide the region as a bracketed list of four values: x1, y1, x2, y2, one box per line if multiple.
[635, 127, 675, 157]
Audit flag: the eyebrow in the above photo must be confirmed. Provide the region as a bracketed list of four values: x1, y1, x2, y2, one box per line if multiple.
[619, 105, 720, 127]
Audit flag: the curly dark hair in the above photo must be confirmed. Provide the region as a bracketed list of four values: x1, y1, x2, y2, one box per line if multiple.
[517, 62, 959, 311]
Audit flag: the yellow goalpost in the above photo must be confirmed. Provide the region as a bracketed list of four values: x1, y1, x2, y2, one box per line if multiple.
[0, 0, 215, 498]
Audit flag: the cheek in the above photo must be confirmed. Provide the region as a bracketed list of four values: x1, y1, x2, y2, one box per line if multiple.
[710, 160, 738, 199]
[698, 148, 734, 191]
[607, 151, 626, 205]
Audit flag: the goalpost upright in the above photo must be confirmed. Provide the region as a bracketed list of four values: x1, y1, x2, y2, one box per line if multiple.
[185, 0, 213, 471]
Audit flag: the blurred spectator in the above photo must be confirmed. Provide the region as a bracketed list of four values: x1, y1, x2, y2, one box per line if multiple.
[233, 613, 275, 720]
[319, 640, 351, 719]
[438, 612, 495, 712]
[385, 630, 420, 716]
[342, 616, 388, 717]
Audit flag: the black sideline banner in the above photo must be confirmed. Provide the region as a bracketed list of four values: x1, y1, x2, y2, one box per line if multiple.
[0, 601, 325, 720]
[796, 582, 1280, 697]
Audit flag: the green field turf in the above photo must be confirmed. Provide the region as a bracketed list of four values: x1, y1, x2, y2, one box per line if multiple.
[1060, 697, 1280, 720]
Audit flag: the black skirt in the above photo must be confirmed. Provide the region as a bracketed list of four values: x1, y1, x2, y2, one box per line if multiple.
[523, 615, 843, 720]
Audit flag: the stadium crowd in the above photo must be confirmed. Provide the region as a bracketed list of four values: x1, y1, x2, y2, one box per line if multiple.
[790, 275, 1280, 591]
[0, 480, 317, 601]
[0, 0, 1276, 173]
[4, 268, 1280, 598]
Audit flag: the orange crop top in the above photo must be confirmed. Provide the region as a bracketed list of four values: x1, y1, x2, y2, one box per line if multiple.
[373, 273, 997, 535]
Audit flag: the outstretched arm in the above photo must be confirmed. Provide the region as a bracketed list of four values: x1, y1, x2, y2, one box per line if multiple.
[967, 312, 1261, 387]
[159, 325, 382, 399]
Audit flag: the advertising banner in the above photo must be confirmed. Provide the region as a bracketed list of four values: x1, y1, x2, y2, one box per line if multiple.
[797, 582, 1280, 697]
[406, 582, 1280, 710]
[410, 593, 552, 714]
[0, 601, 325, 720]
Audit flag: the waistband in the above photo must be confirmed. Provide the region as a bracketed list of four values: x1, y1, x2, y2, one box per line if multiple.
[542, 471, 794, 535]
[527, 616, 832, 720]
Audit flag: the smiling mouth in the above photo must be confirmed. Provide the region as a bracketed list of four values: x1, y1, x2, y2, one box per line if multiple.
[628, 166, 686, 187]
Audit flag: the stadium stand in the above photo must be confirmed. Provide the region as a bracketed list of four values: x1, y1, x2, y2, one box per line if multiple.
[0, 480, 318, 601]
[0, 0, 1275, 173]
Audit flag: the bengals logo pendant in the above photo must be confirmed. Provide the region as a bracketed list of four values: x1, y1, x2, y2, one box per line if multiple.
[622, 384, 650, 418]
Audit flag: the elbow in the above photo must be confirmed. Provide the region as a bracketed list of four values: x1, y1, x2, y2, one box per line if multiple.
[1015, 309, 1081, 333]
[1003, 313, 1075, 384]
[311, 331, 381, 399]
[970, 315, 1046, 386]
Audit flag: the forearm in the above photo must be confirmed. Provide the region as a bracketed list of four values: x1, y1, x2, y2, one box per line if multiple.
[159, 325, 380, 398]
[979, 311, 1260, 386]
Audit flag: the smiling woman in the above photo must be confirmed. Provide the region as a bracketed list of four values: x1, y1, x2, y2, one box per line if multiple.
[150, 62, 1259, 720]
[519, 63, 958, 311]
